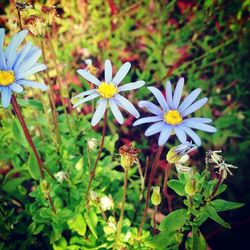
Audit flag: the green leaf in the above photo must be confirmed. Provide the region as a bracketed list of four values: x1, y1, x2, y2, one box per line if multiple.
[190, 227, 207, 250]
[39, 207, 52, 219]
[168, 180, 186, 196]
[159, 209, 188, 233]
[28, 151, 41, 180]
[11, 118, 28, 147]
[211, 199, 244, 212]
[205, 205, 231, 229]
[147, 231, 176, 249]
[57, 209, 72, 219]
[84, 209, 98, 239]
[68, 214, 86, 236]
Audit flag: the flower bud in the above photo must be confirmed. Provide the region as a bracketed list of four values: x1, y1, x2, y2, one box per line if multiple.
[184, 178, 196, 196]
[40, 180, 50, 194]
[119, 144, 140, 169]
[151, 186, 161, 206]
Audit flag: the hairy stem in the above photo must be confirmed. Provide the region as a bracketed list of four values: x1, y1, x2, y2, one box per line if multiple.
[86, 110, 108, 208]
[138, 146, 164, 238]
[113, 167, 128, 249]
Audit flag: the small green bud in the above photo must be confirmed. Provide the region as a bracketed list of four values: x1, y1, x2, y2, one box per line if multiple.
[40, 180, 51, 194]
[166, 147, 181, 164]
[151, 186, 161, 206]
[185, 179, 196, 196]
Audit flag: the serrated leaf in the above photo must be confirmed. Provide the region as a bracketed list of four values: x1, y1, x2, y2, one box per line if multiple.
[211, 199, 244, 212]
[159, 209, 188, 233]
[205, 205, 231, 229]
[168, 180, 186, 196]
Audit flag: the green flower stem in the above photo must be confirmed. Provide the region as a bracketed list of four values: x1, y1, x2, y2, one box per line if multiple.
[113, 167, 129, 249]
[40, 39, 61, 146]
[163, 163, 173, 212]
[86, 110, 108, 208]
[11, 95, 56, 214]
[153, 205, 158, 235]
[138, 146, 164, 238]
[47, 31, 73, 133]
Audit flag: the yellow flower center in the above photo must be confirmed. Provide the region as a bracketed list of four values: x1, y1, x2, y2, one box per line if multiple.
[0, 70, 15, 86]
[164, 110, 183, 125]
[97, 82, 118, 99]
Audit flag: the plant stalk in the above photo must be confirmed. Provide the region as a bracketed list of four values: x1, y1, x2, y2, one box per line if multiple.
[163, 163, 173, 212]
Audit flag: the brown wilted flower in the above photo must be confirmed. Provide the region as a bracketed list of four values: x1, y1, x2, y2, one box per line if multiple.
[41, 5, 57, 26]
[24, 15, 47, 37]
[15, 0, 32, 11]
[119, 144, 141, 169]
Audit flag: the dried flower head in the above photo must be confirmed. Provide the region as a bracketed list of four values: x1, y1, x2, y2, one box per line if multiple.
[87, 138, 98, 150]
[100, 195, 114, 211]
[24, 15, 47, 37]
[151, 186, 161, 206]
[214, 161, 238, 179]
[206, 150, 223, 164]
[54, 171, 69, 183]
[85, 59, 98, 76]
[15, 0, 32, 11]
[175, 163, 193, 174]
[119, 144, 141, 169]
[41, 5, 57, 26]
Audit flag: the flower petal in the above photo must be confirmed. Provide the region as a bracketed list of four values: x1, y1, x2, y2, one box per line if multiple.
[1, 87, 12, 108]
[9, 83, 23, 93]
[105, 59, 112, 83]
[184, 117, 212, 123]
[114, 94, 139, 118]
[73, 93, 99, 108]
[145, 121, 165, 136]
[109, 98, 124, 124]
[72, 89, 96, 99]
[179, 125, 201, 146]
[112, 62, 131, 85]
[118, 80, 145, 92]
[13, 42, 32, 70]
[0, 28, 5, 48]
[15, 63, 47, 79]
[178, 88, 201, 113]
[173, 77, 184, 109]
[181, 97, 208, 117]
[138, 100, 163, 116]
[183, 120, 217, 133]
[77, 69, 101, 86]
[174, 126, 187, 143]
[0, 47, 7, 69]
[17, 79, 48, 91]
[133, 116, 162, 126]
[148, 86, 169, 111]
[158, 125, 172, 146]
[91, 98, 107, 126]
[166, 80, 173, 109]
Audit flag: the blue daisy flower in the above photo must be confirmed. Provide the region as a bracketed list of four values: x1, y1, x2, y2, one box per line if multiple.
[0, 29, 47, 108]
[72, 59, 145, 126]
[133, 78, 217, 146]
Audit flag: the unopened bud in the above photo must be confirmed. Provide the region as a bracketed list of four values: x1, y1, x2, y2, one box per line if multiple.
[185, 179, 196, 196]
[40, 180, 50, 193]
[151, 186, 161, 206]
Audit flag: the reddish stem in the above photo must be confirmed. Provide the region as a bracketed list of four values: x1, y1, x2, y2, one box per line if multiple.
[138, 146, 163, 237]
[163, 163, 173, 212]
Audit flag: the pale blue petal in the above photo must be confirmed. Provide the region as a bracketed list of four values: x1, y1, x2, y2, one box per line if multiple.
[180, 125, 201, 146]
[77, 69, 101, 86]
[6, 30, 28, 69]
[173, 126, 187, 143]
[16, 79, 48, 91]
[118, 80, 145, 92]
[145, 121, 165, 136]
[184, 117, 212, 123]
[148, 86, 169, 111]
[114, 94, 139, 118]
[73, 93, 99, 108]
[181, 97, 208, 117]
[1, 87, 12, 108]
[13, 42, 32, 70]
[166, 80, 173, 109]
[112, 62, 131, 85]
[72, 89, 96, 99]
[109, 98, 124, 124]
[133, 116, 162, 126]
[183, 120, 217, 133]
[105, 59, 112, 83]
[91, 98, 107, 126]
[0, 28, 5, 48]
[178, 88, 201, 113]
[138, 100, 163, 116]
[158, 125, 172, 146]
[9, 83, 23, 93]
[23, 46, 40, 61]
[0, 47, 7, 69]
[15, 63, 47, 79]
[173, 77, 184, 109]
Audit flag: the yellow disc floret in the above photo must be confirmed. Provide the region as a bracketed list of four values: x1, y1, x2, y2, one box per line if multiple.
[0, 70, 15, 86]
[164, 110, 183, 125]
[97, 82, 118, 99]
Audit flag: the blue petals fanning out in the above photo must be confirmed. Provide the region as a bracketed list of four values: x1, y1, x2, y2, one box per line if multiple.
[72, 59, 145, 126]
[133, 78, 217, 146]
[0, 29, 47, 108]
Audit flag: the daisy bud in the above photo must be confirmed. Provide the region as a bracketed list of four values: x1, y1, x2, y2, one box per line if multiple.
[40, 180, 50, 194]
[151, 186, 161, 206]
[119, 144, 141, 169]
[24, 15, 47, 37]
[185, 178, 196, 196]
